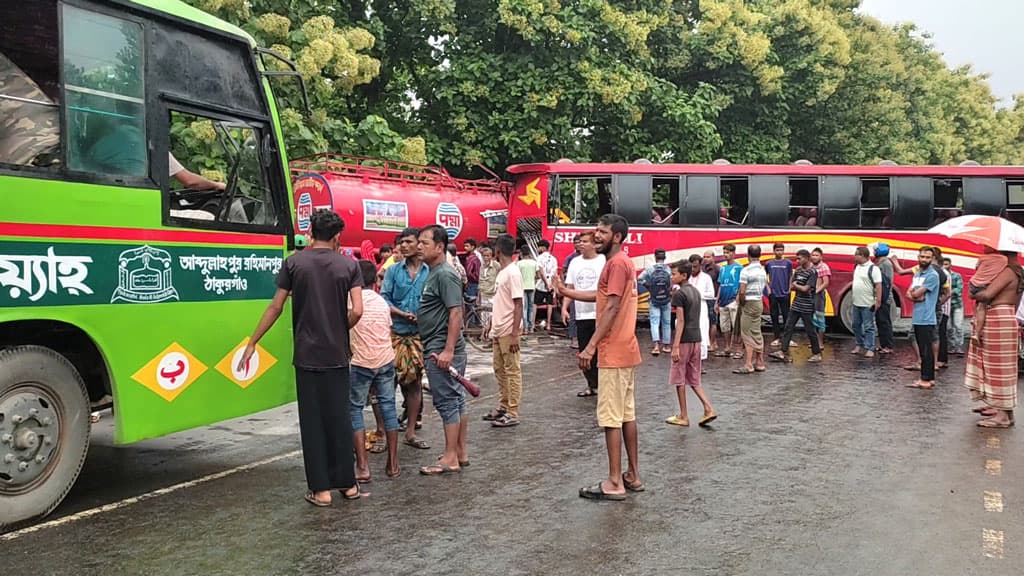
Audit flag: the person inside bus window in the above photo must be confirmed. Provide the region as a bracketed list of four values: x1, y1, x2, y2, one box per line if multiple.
[0, 52, 60, 167]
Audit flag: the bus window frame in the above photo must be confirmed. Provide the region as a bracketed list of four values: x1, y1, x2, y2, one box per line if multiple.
[963, 177, 1004, 216]
[613, 173, 654, 226]
[891, 176, 933, 229]
[158, 96, 289, 236]
[819, 175, 860, 229]
[548, 174, 612, 226]
[0, 0, 157, 189]
[1005, 179, 1024, 225]
[859, 177, 892, 229]
[786, 177, 820, 228]
[748, 175, 789, 228]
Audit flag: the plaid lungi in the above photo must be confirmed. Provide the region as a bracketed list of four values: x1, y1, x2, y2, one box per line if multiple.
[391, 333, 424, 387]
[965, 304, 1019, 410]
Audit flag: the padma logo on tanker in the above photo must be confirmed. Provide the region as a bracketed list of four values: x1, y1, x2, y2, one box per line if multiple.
[436, 202, 463, 240]
[296, 192, 313, 233]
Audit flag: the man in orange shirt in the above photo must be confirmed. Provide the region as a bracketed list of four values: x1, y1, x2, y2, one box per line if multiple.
[556, 214, 643, 500]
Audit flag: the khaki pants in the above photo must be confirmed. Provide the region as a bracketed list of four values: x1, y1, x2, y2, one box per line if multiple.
[596, 367, 636, 428]
[493, 335, 522, 417]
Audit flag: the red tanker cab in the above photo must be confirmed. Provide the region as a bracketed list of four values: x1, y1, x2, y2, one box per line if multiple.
[290, 154, 511, 259]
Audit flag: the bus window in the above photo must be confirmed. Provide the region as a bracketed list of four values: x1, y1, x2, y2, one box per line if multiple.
[820, 175, 859, 228]
[860, 178, 891, 228]
[788, 178, 818, 227]
[932, 179, 963, 224]
[166, 110, 278, 229]
[0, 48, 60, 168]
[652, 177, 680, 225]
[892, 177, 932, 228]
[613, 174, 653, 226]
[1006, 181, 1024, 226]
[720, 177, 749, 226]
[681, 175, 719, 226]
[550, 176, 611, 225]
[62, 4, 147, 178]
[748, 175, 788, 227]
[963, 177, 1004, 216]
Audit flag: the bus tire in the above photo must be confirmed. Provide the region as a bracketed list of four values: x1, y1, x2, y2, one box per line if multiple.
[0, 346, 91, 530]
[839, 290, 854, 334]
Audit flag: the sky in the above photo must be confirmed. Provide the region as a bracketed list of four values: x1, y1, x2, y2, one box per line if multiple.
[858, 0, 1022, 105]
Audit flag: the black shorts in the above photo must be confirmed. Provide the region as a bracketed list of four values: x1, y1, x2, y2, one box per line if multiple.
[534, 290, 554, 306]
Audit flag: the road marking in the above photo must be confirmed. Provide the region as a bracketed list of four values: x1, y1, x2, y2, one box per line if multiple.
[987, 437, 1001, 449]
[984, 491, 1004, 513]
[0, 449, 301, 542]
[986, 459, 1002, 476]
[983, 529, 1005, 559]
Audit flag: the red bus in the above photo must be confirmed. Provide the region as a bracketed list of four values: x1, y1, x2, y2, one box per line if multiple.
[505, 160, 1024, 332]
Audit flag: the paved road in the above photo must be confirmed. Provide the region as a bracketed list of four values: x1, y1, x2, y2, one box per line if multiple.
[3, 332, 1021, 576]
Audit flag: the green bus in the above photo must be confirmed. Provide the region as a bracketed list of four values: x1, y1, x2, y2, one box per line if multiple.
[0, 0, 300, 527]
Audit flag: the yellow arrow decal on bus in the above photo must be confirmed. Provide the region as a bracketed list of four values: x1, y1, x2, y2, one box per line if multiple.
[519, 177, 541, 208]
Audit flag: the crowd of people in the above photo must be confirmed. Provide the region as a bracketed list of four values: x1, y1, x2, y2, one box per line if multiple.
[237, 208, 1022, 506]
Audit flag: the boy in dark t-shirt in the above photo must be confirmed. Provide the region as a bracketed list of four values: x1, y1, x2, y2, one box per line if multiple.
[666, 261, 717, 428]
[770, 249, 822, 363]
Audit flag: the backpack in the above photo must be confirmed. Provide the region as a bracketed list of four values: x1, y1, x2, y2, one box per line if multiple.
[648, 264, 672, 306]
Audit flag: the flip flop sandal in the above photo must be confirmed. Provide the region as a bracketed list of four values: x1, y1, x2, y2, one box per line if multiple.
[977, 419, 1015, 428]
[622, 473, 645, 493]
[972, 406, 998, 414]
[305, 492, 331, 507]
[712, 351, 730, 357]
[355, 475, 372, 484]
[754, 366, 767, 372]
[419, 464, 461, 475]
[903, 365, 921, 371]
[664, 415, 689, 426]
[730, 352, 744, 359]
[341, 484, 370, 500]
[905, 382, 935, 389]
[404, 437, 430, 450]
[732, 368, 755, 374]
[699, 413, 718, 427]
[369, 441, 387, 454]
[579, 482, 626, 501]
[386, 467, 401, 479]
[577, 388, 598, 397]
[435, 455, 469, 467]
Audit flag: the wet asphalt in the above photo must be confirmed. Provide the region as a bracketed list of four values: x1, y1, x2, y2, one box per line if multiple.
[3, 330, 1023, 576]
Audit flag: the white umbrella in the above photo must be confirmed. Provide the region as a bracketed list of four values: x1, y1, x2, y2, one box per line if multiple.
[928, 215, 1024, 252]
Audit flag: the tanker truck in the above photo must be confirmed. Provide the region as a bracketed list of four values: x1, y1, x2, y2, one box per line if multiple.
[290, 154, 511, 259]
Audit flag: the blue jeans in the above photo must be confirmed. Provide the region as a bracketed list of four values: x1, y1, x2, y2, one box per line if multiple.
[349, 363, 399, 432]
[522, 290, 535, 330]
[852, 305, 876, 350]
[425, 353, 468, 425]
[649, 302, 672, 345]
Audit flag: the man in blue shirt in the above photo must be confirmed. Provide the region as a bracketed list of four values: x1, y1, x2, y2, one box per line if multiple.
[764, 242, 793, 346]
[907, 246, 940, 389]
[381, 227, 431, 449]
[715, 243, 744, 358]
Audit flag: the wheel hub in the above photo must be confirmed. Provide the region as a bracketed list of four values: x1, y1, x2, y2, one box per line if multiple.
[0, 387, 61, 491]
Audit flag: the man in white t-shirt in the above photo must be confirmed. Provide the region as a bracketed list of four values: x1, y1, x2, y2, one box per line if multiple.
[562, 231, 606, 397]
[850, 246, 883, 358]
[534, 239, 558, 330]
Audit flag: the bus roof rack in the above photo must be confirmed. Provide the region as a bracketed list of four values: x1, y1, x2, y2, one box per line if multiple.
[960, 160, 981, 166]
[793, 159, 813, 165]
[712, 158, 730, 165]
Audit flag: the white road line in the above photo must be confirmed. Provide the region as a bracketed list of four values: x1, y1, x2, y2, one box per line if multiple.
[987, 437, 1001, 449]
[984, 491, 1005, 513]
[983, 529, 1005, 559]
[0, 450, 301, 542]
[986, 459, 1003, 476]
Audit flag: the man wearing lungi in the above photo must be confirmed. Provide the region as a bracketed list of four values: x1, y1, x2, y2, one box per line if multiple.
[239, 209, 366, 506]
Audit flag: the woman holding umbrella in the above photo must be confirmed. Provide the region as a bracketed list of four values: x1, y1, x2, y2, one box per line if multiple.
[931, 215, 1024, 428]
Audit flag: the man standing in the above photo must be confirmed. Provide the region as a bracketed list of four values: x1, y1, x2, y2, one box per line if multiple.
[418, 225, 470, 474]
[562, 230, 606, 398]
[702, 250, 720, 352]
[665, 261, 717, 427]
[715, 244, 743, 359]
[906, 246, 941, 389]
[517, 247, 539, 333]
[638, 248, 673, 356]
[349, 260, 400, 482]
[688, 253, 715, 362]
[850, 246, 883, 358]
[477, 245, 500, 345]
[535, 239, 558, 330]
[944, 257, 965, 355]
[556, 214, 642, 500]
[563, 235, 583, 348]
[810, 248, 831, 349]
[769, 250, 822, 363]
[873, 243, 896, 354]
[463, 238, 481, 302]
[381, 227, 430, 451]
[765, 242, 793, 347]
[735, 245, 767, 374]
[484, 234, 524, 428]
[238, 209, 365, 506]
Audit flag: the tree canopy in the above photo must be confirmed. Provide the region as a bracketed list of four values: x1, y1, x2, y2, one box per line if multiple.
[186, 0, 1023, 174]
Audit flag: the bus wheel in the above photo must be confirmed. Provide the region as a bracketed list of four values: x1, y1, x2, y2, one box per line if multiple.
[0, 346, 90, 530]
[838, 290, 855, 334]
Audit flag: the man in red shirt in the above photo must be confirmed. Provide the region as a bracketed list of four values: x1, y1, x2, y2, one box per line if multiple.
[556, 214, 643, 500]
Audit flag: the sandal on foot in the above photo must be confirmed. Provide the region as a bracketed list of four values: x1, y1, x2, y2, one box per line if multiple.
[341, 484, 369, 500]
[754, 365, 767, 372]
[436, 455, 470, 467]
[732, 367, 755, 374]
[369, 440, 386, 454]
[403, 437, 430, 450]
[977, 418, 1015, 429]
[664, 415, 689, 427]
[768, 351, 788, 362]
[622, 473, 645, 493]
[355, 474, 372, 484]
[579, 482, 626, 501]
[305, 492, 332, 507]
[386, 467, 401, 479]
[482, 409, 506, 421]
[577, 388, 597, 397]
[419, 464, 461, 475]
[730, 352, 744, 359]
[699, 412, 718, 427]
[903, 364, 921, 371]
